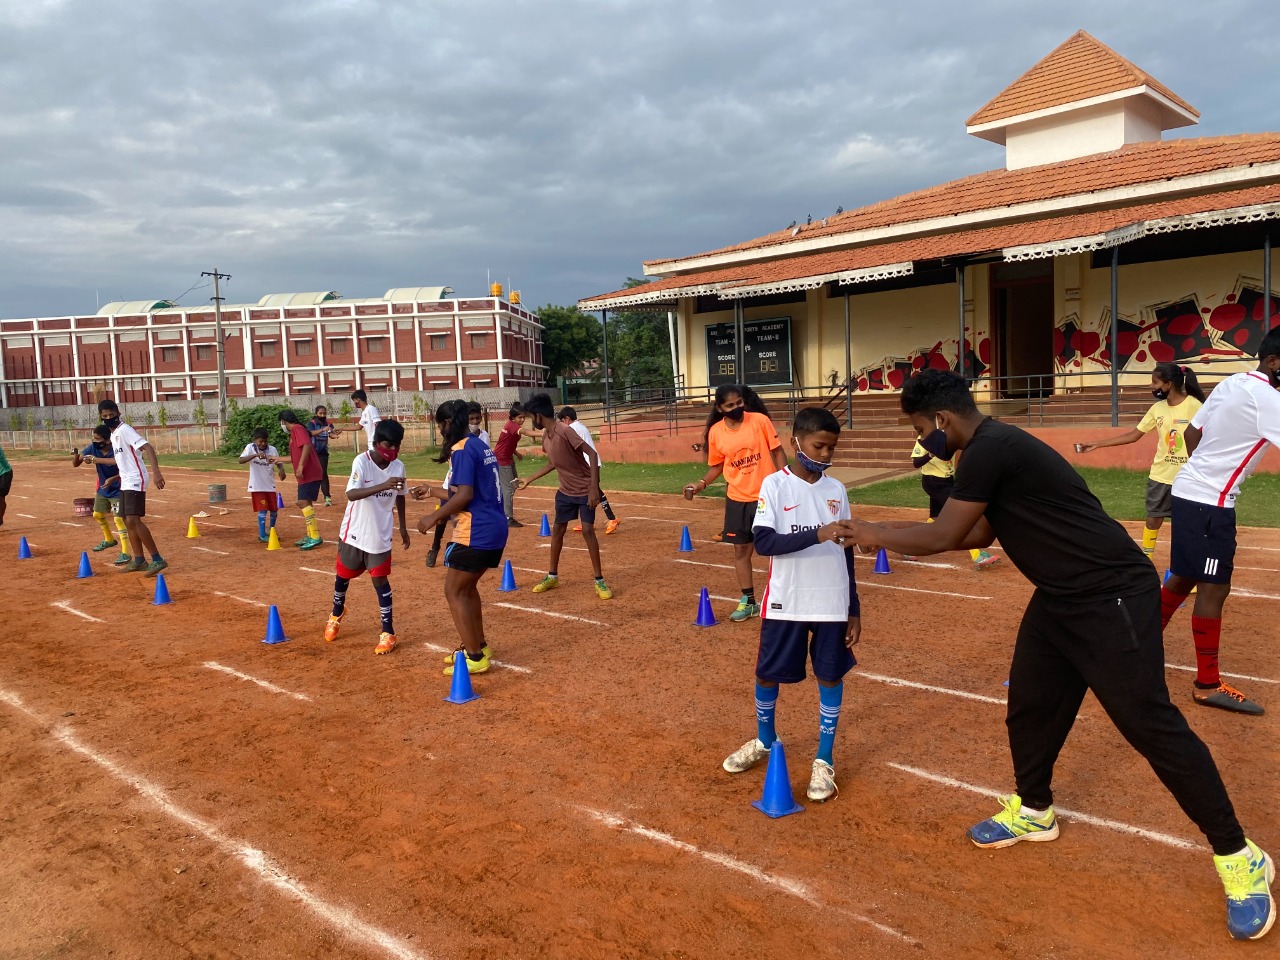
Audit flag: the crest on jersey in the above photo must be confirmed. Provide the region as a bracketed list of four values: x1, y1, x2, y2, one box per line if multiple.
[756, 497, 766, 513]
[827, 499, 841, 516]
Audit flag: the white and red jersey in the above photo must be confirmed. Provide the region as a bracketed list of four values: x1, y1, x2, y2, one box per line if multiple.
[338, 451, 405, 553]
[110, 422, 150, 492]
[1173, 371, 1280, 508]
[568, 420, 597, 463]
[753, 468, 851, 622]
[242, 444, 280, 493]
[358, 404, 381, 449]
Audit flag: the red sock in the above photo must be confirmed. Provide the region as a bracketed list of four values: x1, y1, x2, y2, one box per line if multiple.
[1159, 585, 1190, 629]
[1191, 616, 1222, 687]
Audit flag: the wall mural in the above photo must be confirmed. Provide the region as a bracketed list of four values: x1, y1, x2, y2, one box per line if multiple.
[1054, 276, 1280, 373]
[853, 335, 990, 392]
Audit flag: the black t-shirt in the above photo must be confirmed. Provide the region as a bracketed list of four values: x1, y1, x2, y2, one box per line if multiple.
[951, 418, 1155, 599]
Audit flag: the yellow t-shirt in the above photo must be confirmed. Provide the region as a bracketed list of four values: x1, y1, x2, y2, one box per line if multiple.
[910, 440, 954, 479]
[1137, 396, 1203, 485]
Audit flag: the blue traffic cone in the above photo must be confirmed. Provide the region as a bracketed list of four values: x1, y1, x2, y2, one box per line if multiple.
[693, 587, 718, 627]
[277, 492, 285, 510]
[874, 548, 891, 575]
[498, 559, 517, 592]
[444, 650, 480, 704]
[539, 513, 551, 537]
[152, 573, 172, 605]
[679, 525, 694, 552]
[752, 740, 805, 818]
[262, 605, 289, 645]
[76, 551, 93, 578]
[1163, 568, 1172, 585]
[17, 536, 32, 559]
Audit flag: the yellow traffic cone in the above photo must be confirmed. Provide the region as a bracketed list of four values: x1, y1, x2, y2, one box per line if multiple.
[186, 517, 200, 539]
[266, 528, 282, 551]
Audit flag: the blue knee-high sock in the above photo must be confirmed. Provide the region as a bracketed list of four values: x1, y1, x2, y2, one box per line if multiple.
[373, 579, 393, 634]
[257, 510, 267, 539]
[755, 683, 779, 748]
[817, 683, 844, 766]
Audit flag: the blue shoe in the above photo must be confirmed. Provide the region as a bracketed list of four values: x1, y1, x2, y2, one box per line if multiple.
[967, 794, 1059, 848]
[1216, 840, 1275, 941]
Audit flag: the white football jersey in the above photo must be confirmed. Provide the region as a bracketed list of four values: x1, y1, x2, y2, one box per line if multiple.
[753, 468, 851, 622]
[111, 422, 150, 492]
[339, 451, 406, 553]
[358, 404, 381, 449]
[569, 421, 597, 463]
[1173, 372, 1280, 508]
[241, 444, 279, 493]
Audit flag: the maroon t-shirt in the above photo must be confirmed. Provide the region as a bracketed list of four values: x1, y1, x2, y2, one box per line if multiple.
[493, 419, 521, 467]
[288, 423, 322, 483]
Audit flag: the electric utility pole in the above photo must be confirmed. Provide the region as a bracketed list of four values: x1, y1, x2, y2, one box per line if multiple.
[201, 269, 231, 425]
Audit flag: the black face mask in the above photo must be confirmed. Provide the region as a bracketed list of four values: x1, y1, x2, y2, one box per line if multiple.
[101, 416, 121, 432]
[315, 415, 327, 423]
[920, 428, 953, 461]
[1151, 388, 1169, 401]
[1269, 366, 1280, 390]
[723, 407, 746, 422]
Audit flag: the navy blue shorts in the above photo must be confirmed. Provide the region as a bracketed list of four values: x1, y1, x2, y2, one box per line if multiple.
[554, 491, 596, 526]
[755, 618, 856, 684]
[1169, 495, 1236, 585]
[296, 480, 322, 503]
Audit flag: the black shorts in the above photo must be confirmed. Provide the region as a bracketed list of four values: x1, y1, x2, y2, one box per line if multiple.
[755, 618, 856, 684]
[554, 491, 596, 526]
[0, 470, 11, 497]
[119, 490, 147, 517]
[722, 499, 757, 544]
[297, 480, 322, 503]
[444, 543, 504, 573]
[1169, 496, 1236, 584]
[921, 475, 954, 519]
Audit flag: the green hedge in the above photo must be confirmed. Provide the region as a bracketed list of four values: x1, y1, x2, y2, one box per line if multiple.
[218, 403, 309, 456]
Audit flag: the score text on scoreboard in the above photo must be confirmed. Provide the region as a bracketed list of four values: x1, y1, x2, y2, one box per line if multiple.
[704, 317, 792, 387]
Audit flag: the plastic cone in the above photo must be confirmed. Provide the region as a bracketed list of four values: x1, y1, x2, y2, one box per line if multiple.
[17, 536, 32, 559]
[76, 551, 93, 579]
[266, 528, 282, 551]
[873, 548, 891, 575]
[751, 740, 804, 818]
[152, 573, 172, 605]
[679, 525, 694, 552]
[444, 650, 480, 704]
[539, 513, 551, 537]
[262, 605, 289, 645]
[186, 517, 200, 539]
[498, 559, 517, 592]
[277, 492, 285, 510]
[693, 587, 718, 627]
[1162, 568, 1172, 585]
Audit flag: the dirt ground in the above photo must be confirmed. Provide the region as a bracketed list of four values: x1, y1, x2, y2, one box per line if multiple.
[1, 460, 1278, 960]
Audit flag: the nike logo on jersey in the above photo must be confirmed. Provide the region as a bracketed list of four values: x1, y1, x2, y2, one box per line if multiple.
[782, 504, 799, 511]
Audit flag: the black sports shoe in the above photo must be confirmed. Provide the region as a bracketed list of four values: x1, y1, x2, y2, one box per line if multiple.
[508, 518, 523, 528]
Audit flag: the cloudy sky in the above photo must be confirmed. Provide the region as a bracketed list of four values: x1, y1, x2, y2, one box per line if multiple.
[1, 0, 1277, 319]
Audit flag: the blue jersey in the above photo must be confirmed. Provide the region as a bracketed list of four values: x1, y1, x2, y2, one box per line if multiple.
[448, 435, 508, 551]
[82, 443, 121, 498]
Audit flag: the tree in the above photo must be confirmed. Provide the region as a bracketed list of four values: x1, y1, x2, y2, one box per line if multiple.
[218, 403, 307, 456]
[538, 304, 602, 386]
[193, 398, 209, 427]
[605, 278, 673, 390]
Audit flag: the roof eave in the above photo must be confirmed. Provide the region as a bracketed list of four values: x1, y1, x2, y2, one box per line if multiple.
[965, 85, 1200, 140]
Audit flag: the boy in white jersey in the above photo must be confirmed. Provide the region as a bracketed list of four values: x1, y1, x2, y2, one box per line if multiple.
[324, 419, 409, 655]
[1162, 329, 1280, 715]
[239, 427, 288, 543]
[722, 407, 860, 803]
[89, 399, 168, 576]
[352, 389, 381, 450]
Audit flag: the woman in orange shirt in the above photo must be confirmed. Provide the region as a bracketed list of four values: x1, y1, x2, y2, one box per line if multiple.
[685, 384, 787, 621]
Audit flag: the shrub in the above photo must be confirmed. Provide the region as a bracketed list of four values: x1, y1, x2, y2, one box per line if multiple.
[338, 399, 353, 420]
[218, 402, 308, 456]
[158, 405, 169, 427]
[193, 398, 208, 427]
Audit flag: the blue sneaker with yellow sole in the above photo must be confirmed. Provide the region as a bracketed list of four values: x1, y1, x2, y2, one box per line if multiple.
[967, 794, 1059, 848]
[1216, 840, 1275, 941]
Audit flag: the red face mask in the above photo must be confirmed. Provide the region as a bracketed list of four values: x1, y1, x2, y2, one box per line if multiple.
[379, 448, 399, 463]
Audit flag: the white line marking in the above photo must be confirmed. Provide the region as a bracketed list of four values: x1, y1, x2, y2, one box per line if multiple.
[856, 554, 956, 570]
[420, 642, 533, 674]
[861, 581, 992, 601]
[579, 806, 915, 944]
[1231, 587, 1280, 601]
[859, 672, 1006, 705]
[213, 591, 270, 609]
[1166, 663, 1279, 685]
[1239, 546, 1280, 553]
[299, 566, 331, 575]
[675, 558, 767, 573]
[493, 602, 606, 626]
[11, 495, 28, 499]
[58, 521, 85, 527]
[150, 498, 170, 504]
[0, 689, 429, 960]
[1236, 566, 1280, 573]
[50, 601, 105, 623]
[623, 515, 688, 524]
[202, 521, 235, 529]
[16, 513, 36, 519]
[192, 546, 230, 555]
[202, 662, 312, 702]
[886, 763, 1202, 851]
[509, 565, 546, 576]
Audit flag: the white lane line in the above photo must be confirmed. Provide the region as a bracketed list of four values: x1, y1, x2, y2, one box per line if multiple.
[50, 601, 105, 623]
[1166, 663, 1279, 685]
[579, 806, 916, 944]
[192, 546, 230, 556]
[16, 513, 37, 519]
[1232, 587, 1280, 601]
[861, 581, 992, 601]
[299, 567, 331, 576]
[202, 521, 236, 529]
[420, 642, 532, 674]
[11, 495, 29, 499]
[1239, 546, 1280, 553]
[623, 515, 688, 524]
[886, 762, 1201, 852]
[58, 521, 85, 527]
[859, 672, 1006, 705]
[150, 498, 170, 504]
[0, 689, 429, 960]
[509, 565, 546, 576]
[857, 554, 956, 570]
[675, 559, 766, 574]
[493, 602, 606, 626]
[213, 591, 270, 609]
[202, 661, 312, 702]
[289, 514, 334, 524]
[1236, 566, 1280, 573]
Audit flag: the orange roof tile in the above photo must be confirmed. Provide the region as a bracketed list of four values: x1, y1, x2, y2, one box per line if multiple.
[967, 30, 1197, 128]
[583, 183, 1280, 307]
[644, 133, 1280, 271]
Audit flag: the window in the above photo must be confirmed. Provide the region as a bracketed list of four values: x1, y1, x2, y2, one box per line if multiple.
[430, 334, 448, 351]
[469, 333, 489, 349]
[161, 347, 179, 362]
[259, 342, 277, 358]
[195, 345, 213, 361]
[365, 337, 387, 354]
[296, 340, 313, 356]
[330, 338, 350, 354]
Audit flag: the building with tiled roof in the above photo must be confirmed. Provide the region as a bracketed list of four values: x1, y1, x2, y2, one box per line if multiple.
[581, 31, 1279, 425]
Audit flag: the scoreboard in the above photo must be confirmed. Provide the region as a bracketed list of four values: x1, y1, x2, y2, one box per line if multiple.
[704, 317, 792, 387]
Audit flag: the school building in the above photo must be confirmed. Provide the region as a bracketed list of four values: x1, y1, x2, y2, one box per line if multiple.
[0, 286, 546, 408]
[580, 31, 1279, 467]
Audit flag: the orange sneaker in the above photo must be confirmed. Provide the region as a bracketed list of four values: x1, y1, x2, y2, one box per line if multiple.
[605, 518, 620, 535]
[324, 614, 342, 643]
[572, 524, 583, 533]
[374, 632, 397, 655]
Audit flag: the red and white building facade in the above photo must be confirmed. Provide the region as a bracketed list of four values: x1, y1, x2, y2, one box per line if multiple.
[0, 286, 546, 407]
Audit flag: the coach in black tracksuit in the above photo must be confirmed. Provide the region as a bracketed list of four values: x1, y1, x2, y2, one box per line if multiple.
[846, 368, 1272, 941]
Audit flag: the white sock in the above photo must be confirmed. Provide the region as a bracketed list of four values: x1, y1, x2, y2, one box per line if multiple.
[1223, 845, 1251, 859]
[1020, 804, 1048, 819]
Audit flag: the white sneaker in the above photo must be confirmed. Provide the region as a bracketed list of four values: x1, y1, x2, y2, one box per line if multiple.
[808, 759, 838, 802]
[722, 738, 770, 774]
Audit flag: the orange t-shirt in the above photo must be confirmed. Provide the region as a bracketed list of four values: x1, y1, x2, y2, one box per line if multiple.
[707, 412, 782, 502]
